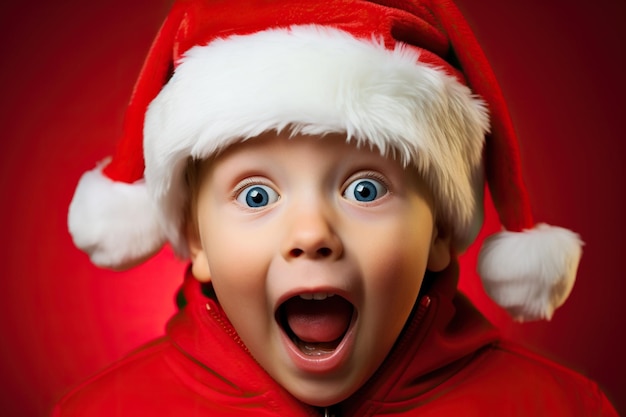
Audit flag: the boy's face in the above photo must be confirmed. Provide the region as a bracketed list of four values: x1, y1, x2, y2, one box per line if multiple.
[189, 132, 450, 406]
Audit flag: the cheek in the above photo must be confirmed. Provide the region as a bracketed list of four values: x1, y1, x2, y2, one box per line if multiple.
[207, 246, 269, 306]
[200, 215, 276, 321]
[202, 210, 273, 281]
[357, 216, 432, 332]
[366, 252, 425, 328]
[358, 216, 432, 289]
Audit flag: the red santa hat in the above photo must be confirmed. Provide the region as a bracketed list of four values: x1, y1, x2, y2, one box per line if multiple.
[68, 0, 582, 322]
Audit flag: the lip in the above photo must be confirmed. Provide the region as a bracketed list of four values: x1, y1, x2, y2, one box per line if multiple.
[275, 287, 358, 375]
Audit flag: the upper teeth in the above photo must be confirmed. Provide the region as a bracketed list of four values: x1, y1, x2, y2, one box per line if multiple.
[299, 292, 335, 300]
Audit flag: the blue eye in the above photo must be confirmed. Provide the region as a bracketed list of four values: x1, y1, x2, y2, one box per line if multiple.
[343, 178, 387, 202]
[237, 185, 279, 208]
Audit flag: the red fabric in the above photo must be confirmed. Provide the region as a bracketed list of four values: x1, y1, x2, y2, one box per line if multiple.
[102, 2, 188, 183]
[52, 263, 616, 416]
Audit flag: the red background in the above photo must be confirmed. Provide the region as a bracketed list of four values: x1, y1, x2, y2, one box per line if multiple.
[1, 1, 624, 416]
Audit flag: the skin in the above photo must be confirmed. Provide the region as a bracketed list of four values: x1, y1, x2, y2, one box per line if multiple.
[188, 131, 451, 406]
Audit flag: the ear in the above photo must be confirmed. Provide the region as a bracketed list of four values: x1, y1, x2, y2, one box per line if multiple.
[186, 222, 212, 283]
[427, 225, 452, 272]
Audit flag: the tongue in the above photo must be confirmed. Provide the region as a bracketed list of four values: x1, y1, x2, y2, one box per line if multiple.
[284, 296, 353, 343]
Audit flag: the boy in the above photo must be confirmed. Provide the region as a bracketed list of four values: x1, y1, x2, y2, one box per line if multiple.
[61, 0, 617, 415]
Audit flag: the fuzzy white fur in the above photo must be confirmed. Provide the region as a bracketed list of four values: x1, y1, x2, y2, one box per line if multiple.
[68, 162, 166, 269]
[143, 25, 490, 256]
[478, 224, 583, 321]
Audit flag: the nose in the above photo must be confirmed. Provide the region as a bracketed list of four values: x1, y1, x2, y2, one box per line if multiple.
[282, 202, 343, 261]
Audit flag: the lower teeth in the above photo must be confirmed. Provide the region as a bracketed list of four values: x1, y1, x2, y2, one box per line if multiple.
[297, 339, 338, 356]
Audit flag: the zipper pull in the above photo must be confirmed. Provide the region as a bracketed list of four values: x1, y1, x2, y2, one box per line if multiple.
[324, 407, 338, 417]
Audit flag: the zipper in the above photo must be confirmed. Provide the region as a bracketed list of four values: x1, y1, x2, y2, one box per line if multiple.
[306, 404, 337, 417]
[205, 302, 249, 352]
[317, 406, 337, 417]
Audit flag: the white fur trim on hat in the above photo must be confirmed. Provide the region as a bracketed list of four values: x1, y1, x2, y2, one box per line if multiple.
[143, 25, 490, 257]
[68, 161, 167, 269]
[477, 223, 583, 321]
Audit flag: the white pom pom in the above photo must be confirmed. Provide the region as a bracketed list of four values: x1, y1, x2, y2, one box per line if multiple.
[68, 163, 167, 270]
[477, 223, 583, 321]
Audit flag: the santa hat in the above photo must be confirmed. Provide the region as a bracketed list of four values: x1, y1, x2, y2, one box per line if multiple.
[68, 0, 582, 322]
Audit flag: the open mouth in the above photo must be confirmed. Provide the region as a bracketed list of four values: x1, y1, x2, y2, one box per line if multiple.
[276, 293, 355, 357]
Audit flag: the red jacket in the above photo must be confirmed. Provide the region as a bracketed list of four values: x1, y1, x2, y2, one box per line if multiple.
[53, 263, 617, 416]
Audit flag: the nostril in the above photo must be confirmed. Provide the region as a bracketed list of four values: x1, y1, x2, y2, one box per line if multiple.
[317, 247, 332, 257]
[290, 248, 304, 257]
[288, 247, 332, 258]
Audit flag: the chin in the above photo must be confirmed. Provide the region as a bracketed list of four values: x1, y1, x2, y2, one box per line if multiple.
[280, 369, 366, 407]
[293, 386, 352, 408]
